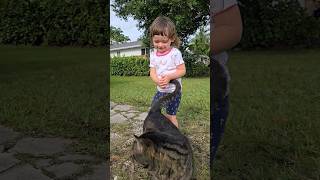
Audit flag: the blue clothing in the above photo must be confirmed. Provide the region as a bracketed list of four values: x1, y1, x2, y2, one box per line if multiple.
[152, 91, 182, 115]
[210, 58, 230, 167]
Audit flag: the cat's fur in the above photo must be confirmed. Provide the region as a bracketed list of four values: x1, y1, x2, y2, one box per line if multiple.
[132, 80, 193, 180]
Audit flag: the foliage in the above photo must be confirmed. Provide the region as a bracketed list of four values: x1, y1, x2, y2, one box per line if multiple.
[112, 0, 320, 49]
[110, 26, 130, 44]
[111, 56, 150, 76]
[0, 0, 108, 46]
[238, 0, 320, 48]
[112, 0, 209, 49]
[188, 26, 210, 56]
[183, 52, 209, 77]
[111, 53, 209, 77]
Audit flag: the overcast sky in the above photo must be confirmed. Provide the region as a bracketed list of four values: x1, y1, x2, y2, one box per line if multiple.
[110, 2, 143, 42]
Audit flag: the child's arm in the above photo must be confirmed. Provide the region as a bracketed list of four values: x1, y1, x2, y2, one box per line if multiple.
[159, 64, 186, 87]
[150, 67, 160, 85]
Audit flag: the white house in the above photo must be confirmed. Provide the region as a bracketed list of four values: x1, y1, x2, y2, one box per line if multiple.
[110, 41, 149, 57]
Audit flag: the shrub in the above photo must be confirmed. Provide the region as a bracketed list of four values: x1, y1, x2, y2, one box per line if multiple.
[0, 0, 108, 46]
[111, 53, 209, 77]
[183, 53, 210, 77]
[111, 56, 149, 76]
[238, 0, 320, 49]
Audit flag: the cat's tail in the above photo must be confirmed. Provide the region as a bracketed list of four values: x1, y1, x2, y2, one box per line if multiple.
[149, 79, 181, 113]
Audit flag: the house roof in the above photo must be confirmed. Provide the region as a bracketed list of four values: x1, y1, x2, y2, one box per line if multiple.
[110, 41, 143, 51]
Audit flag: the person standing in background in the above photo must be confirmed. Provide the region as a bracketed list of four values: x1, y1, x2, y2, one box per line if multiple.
[210, 0, 243, 172]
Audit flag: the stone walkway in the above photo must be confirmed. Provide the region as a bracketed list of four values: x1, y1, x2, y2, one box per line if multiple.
[110, 101, 149, 179]
[0, 125, 107, 180]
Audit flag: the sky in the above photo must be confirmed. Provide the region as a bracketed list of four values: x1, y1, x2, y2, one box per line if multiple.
[110, 2, 143, 42]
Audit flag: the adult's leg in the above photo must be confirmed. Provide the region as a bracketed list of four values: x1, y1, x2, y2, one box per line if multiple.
[210, 58, 230, 167]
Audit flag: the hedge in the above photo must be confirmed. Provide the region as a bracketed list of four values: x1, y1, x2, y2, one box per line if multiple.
[111, 54, 209, 77]
[238, 0, 320, 49]
[0, 0, 108, 46]
[184, 53, 210, 77]
[111, 56, 149, 76]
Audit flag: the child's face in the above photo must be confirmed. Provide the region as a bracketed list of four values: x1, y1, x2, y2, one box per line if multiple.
[152, 35, 173, 53]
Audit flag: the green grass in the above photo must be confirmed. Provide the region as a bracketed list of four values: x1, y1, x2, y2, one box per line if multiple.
[110, 76, 210, 124]
[111, 49, 320, 179]
[0, 45, 108, 158]
[214, 49, 320, 179]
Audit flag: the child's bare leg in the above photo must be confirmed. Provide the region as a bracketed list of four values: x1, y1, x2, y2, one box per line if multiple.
[164, 114, 179, 128]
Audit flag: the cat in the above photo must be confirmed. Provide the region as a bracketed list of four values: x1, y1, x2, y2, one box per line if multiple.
[132, 79, 194, 180]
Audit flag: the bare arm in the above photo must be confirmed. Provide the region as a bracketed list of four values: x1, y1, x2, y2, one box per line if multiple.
[166, 64, 186, 80]
[159, 64, 186, 88]
[149, 67, 159, 85]
[211, 5, 243, 54]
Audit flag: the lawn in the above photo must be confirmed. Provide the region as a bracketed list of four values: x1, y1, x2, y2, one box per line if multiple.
[216, 49, 320, 179]
[111, 49, 320, 179]
[0, 45, 108, 158]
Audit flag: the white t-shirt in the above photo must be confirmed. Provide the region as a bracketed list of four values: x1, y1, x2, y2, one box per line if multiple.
[149, 47, 184, 93]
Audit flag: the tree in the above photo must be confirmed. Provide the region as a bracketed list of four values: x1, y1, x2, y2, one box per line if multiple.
[188, 26, 209, 56]
[110, 26, 130, 44]
[238, 0, 320, 48]
[112, 0, 209, 49]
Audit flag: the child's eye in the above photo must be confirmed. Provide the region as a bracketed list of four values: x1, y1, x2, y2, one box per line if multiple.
[154, 40, 168, 43]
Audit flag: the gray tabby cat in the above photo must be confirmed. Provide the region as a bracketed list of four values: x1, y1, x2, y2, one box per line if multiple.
[132, 80, 194, 180]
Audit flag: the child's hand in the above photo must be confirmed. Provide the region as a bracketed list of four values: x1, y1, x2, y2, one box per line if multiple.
[159, 75, 170, 89]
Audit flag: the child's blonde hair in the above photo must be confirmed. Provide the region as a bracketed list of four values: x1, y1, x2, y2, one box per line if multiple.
[149, 16, 181, 48]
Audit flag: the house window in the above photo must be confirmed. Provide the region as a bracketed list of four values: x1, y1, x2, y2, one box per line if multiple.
[141, 48, 150, 56]
[117, 51, 120, 56]
[141, 48, 146, 55]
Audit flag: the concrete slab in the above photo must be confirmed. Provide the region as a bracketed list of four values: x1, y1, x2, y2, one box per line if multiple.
[110, 110, 117, 116]
[128, 110, 139, 113]
[0, 153, 20, 172]
[110, 102, 117, 109]
[45, 162, 82, 179]
[121, 112, 137, 119]
[78, 163, 107, 180]
[0, 164, 53, 180]
[57, 154, 95, 162]
[134, 112, 148, 121]
[113, 104, 134, 112]
[110, 114, 128, 124]
[34, 159, 52, 168]
[10, 137, 71, 156]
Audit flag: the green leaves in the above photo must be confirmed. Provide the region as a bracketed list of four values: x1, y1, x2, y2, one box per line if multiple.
[238, 0, 320, 49]
[110, 26, 130, 44]
[112, 0, 209, 48]
[111, 56, 150, 76]
[0, 0, 108, 46]
[188, 26, 210, 56]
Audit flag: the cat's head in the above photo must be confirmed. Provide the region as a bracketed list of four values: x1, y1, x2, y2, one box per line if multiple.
[132, 134, 154, 168]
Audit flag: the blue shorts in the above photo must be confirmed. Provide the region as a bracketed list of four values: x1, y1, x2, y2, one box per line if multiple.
[152, 91, 182, 115]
